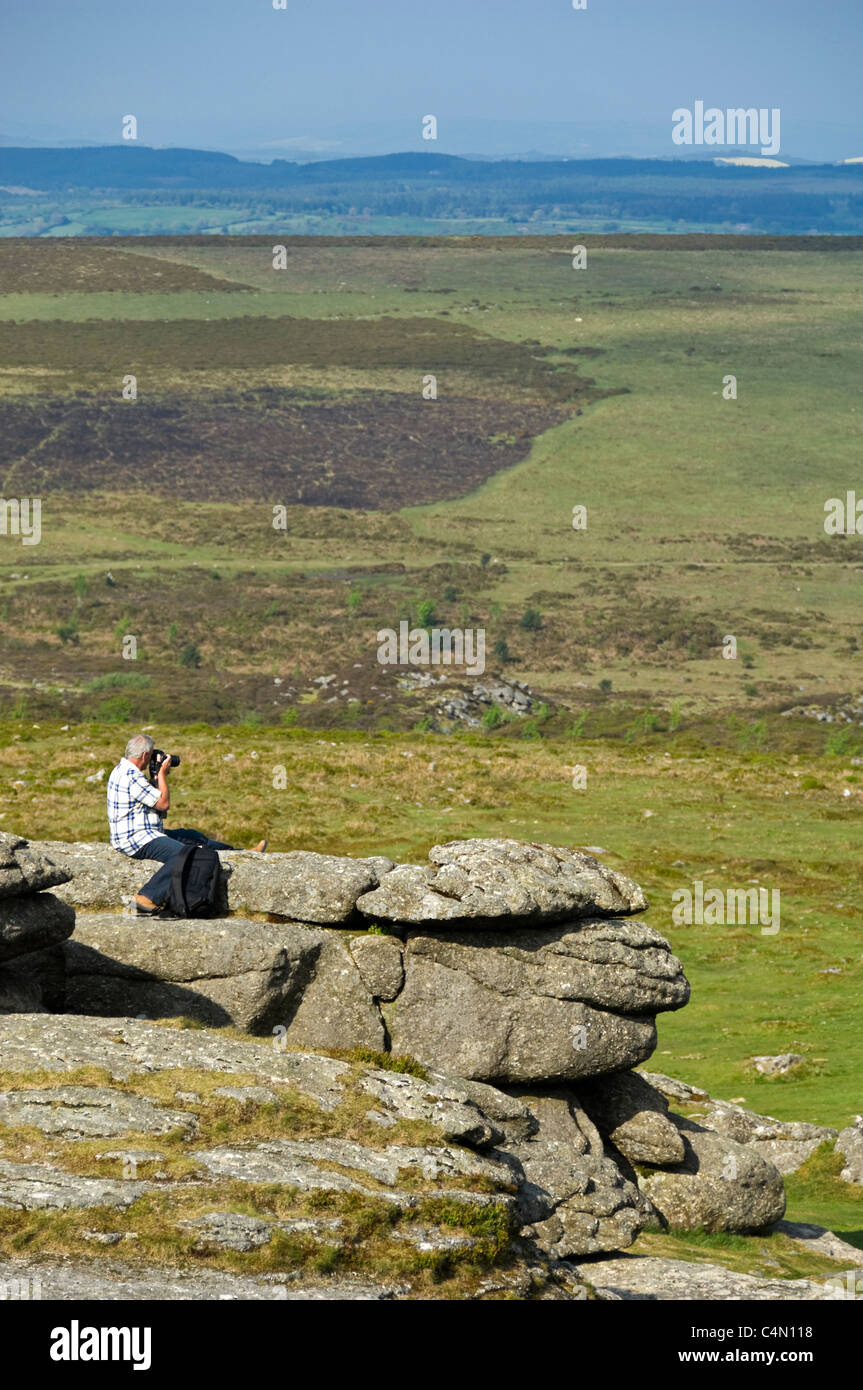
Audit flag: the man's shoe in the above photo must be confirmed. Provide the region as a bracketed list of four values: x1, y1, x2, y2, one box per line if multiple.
[253, 838, 268, 853]
[131, 894, 163, 915]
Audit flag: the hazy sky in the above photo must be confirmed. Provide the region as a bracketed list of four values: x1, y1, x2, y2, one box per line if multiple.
[2, 0, 861, 159]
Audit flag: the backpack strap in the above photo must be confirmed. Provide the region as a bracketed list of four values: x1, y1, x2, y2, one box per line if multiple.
[169, 844, 195, 916]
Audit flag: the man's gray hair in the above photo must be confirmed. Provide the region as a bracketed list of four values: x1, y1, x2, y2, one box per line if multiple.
[125, 733, 155, 761]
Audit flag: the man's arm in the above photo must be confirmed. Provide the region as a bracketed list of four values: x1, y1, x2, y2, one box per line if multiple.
[152, 760, 171, 814]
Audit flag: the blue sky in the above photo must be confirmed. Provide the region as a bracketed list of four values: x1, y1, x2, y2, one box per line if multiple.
[1, 0, 860, 160]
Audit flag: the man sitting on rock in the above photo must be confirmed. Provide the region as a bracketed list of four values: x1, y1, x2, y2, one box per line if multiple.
[107, 733, 266, 915]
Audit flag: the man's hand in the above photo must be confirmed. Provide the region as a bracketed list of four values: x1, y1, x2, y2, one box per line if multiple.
[157, 753, 173, 780]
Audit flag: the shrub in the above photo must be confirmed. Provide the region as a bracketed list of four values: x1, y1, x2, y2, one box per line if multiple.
[493, 638, 511, 664]
[95, 695, 133, 723]
[599, 678, 612, 693]
[625, 711, 660, 742]
[826, 727, 858, 757]
[738, 718, 767, 752]
[56, 620, 79, 645]
[86, 672, 152, 693]
[519, 608, 543, 631]
[482, 704, 505, 730]
[416, 599, 435, 628]
[179, 643, 202, 669]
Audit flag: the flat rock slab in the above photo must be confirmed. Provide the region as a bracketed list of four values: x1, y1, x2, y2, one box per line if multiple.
[0, 1012, 351, 1103]
[0, 1015, 511, 1148]
[0, 1257, 401, 1300]
[357, 838, 647, 927]
[638, 1071, 709, 1104]
[0, 893, 75, 965]
[179, 1211, 276, 1252]
[688, 1099, 837, 1176]
[64, 912, 328, 1034]
[0, 1085, 195, 1139]
[0, 832, 71, 900]
[222, 851, 394, 924]
[637, 1073, 838, 1175]
[194, 1137, 514, 1194]
[772, 1220, 863, 1266]
[40, 841, 392, 923]
[570, 1254, 843, 1301]
[0, 1159, 148, 1211]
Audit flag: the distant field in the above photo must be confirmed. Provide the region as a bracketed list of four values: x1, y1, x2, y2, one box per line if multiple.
[0, 234, 860, 732]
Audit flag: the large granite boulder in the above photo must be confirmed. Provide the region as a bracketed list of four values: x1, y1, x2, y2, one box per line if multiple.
[40, 841, 393, 923]
[380, 920, 688, 1084]
[836, 1120, 863, 1185]
[15, 837, 686, 1091]
[685, 1099, 837, 1176]
[357, 838, 647, 927]
[57, 908, 688, 1080]
[638, 1114, 786, 1233]
[577, 1069, 686, 1166]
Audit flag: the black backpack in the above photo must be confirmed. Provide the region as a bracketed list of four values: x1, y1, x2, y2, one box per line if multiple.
[164, 844, 222, 918]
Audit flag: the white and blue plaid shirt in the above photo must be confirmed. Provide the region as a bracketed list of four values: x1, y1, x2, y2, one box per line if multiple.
[107, 758, 163, 854]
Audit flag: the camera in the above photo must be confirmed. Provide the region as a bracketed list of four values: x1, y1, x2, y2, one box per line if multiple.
[149, 749, 180, 781]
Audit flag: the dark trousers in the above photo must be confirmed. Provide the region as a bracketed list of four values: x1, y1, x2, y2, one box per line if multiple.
[133, 828, 232, 906]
